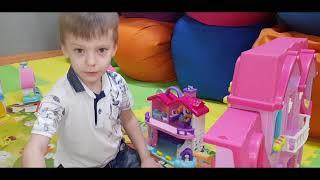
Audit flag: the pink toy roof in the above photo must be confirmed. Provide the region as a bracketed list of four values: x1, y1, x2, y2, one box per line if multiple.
[147, 92, 179, 105]
[20, 68, 35, 89]
[298, 49, 317, 92]
[228, 37, 309, 111]
[179, 96, 209, 117]
[147, 91, 209, 116]
[204, 107, 260, 148]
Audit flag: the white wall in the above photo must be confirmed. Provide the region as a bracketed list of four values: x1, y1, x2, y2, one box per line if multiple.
[0, 13, 60, 57]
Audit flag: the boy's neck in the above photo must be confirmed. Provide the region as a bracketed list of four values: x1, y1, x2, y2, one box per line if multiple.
[83, 78, 102, 94]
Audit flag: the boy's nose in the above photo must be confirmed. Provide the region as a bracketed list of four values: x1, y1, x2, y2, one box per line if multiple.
[86, 53, 96, 67]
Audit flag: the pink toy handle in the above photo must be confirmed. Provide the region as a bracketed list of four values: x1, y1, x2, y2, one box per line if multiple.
[165, 86, 183, 97]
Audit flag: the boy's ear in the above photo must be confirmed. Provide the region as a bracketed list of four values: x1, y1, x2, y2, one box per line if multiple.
[61, 44, 69, 58]
[111, 44, 118, 57]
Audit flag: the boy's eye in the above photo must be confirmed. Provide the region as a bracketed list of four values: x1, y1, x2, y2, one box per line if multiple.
[74, 48, 84, 54]
[98, 48, 108, 54]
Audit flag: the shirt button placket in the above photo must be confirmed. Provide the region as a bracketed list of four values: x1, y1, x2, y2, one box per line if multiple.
[97, 102, 104, 128]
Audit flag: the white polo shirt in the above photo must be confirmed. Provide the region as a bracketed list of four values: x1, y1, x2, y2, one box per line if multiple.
[31, 67, 134, 167]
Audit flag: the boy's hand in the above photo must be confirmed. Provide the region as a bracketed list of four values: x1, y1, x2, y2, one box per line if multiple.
[141, 156, 163, 168]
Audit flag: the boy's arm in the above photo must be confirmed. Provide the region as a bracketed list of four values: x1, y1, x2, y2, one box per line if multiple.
[22, 134, 50, 167]
[115, 73, 160, 167]
[120, 109, 161, 168]
[22, 94, 66, 167]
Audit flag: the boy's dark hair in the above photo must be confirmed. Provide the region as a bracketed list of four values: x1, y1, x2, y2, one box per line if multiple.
[59, 13, 119, 45]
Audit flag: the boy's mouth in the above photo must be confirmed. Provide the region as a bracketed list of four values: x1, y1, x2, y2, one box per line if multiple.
[84, 72, 99, 76]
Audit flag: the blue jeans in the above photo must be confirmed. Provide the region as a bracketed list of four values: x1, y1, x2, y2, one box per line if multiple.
[58, 140, 141, 168]
[104, 140, 141, 168]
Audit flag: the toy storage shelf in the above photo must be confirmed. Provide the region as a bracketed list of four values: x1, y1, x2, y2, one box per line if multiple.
[283, 114, 310, 153]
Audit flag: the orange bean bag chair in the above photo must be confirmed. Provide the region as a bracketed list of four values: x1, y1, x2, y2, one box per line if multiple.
[253, 26, 320, 138]
[115, 17, 176, 82]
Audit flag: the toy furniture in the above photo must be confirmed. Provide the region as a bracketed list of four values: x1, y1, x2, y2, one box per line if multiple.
[0, 81, 6, 117]
[204, 37, 317, 167]
[145, 86, 209, 167]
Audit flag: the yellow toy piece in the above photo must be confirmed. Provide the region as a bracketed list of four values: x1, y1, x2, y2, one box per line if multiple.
[165, 155, 172, 161]
[228, 82, 232, 93]
[304, 99, 310, 109]
[194, 151, 214, 168]
[223, 82, 233, 105]
[163, 163, 174, 168]
[273, 135, 287, 152]
[223, 96, 228, 104]
[156, 151, 163, 156]
[0, 102, 6, 117]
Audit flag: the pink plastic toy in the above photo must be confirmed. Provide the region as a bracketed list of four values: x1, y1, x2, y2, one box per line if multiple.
[20, 62, 36, 90]
[19, 62, 42, 105]
[106, 65, 115, 72]
[145, 86, 209, 167]
[204, 37, 317, 168]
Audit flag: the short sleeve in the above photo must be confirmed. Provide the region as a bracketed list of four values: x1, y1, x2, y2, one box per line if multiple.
[31, 94, 66, 138]
[107, 72, 134, 111]
[118, 77, 134, 111]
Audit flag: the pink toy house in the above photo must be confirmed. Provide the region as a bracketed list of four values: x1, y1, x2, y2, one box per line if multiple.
[145, 86, 209, 167]
[19, 62, 42, 105]
[204, 37, 317, 168]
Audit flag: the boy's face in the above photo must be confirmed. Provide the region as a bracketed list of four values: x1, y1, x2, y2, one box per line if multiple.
[61, 30, 117, 86]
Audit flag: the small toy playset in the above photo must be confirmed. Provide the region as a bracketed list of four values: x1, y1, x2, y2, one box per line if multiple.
[19, 62, 42, 104]
[145, 85, 211, 167]
[204, 37, 318, 168]
[7, 62, 42, 113]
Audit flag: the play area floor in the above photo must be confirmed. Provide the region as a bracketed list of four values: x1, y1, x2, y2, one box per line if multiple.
[0, 56, 320, 167]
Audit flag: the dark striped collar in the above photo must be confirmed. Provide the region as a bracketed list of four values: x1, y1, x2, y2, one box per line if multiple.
[67, 66, 112, 99]
[66, 66, 85, 93]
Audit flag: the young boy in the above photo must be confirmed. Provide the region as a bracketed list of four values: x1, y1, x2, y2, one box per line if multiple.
[22, 13, 161, 168]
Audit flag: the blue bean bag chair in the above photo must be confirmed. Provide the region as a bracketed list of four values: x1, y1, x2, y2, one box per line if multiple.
[171, 15, 272, 101]
[277, 12, 320, 36]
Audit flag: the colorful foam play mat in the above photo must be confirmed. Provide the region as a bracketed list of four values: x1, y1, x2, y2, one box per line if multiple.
[0, 56, 320, 167]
